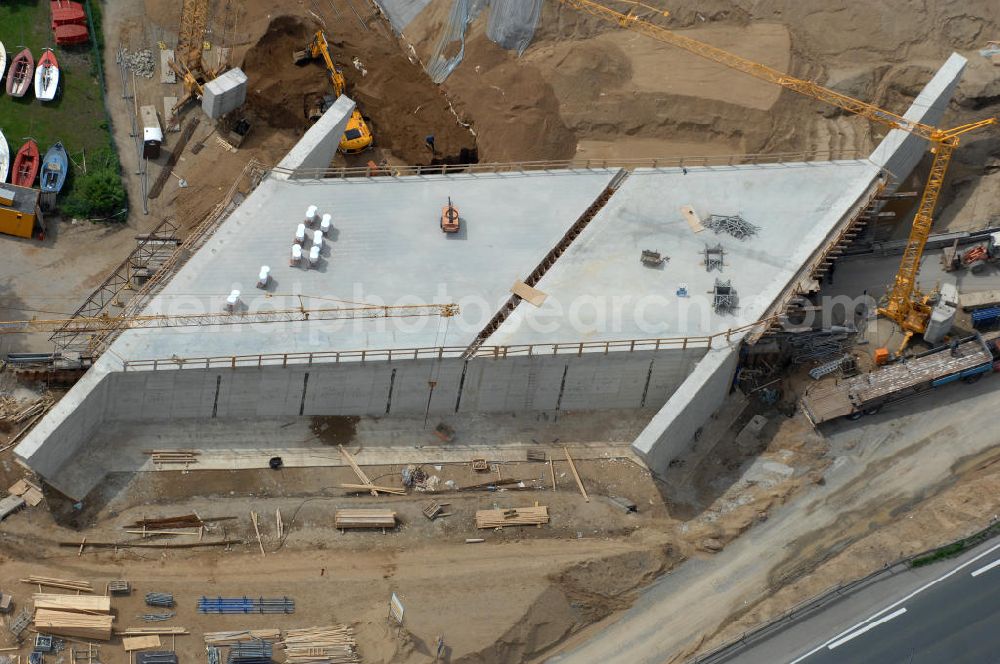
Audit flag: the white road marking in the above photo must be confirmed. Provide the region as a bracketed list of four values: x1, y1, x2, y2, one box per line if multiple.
[827, 608, 907, 650]
[971, 558, 1000, 578]
[789, 541, 1000, 663]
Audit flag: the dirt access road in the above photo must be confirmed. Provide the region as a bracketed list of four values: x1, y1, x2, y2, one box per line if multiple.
[543, 372, 1000, 663]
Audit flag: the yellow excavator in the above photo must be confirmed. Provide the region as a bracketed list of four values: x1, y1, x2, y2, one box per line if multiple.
[294, 30, 373, 154]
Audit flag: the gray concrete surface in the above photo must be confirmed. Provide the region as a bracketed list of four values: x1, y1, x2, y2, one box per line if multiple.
[201, 67, 247, 119]
[491, 160, 881, 346]
[110, 168, 616, 360]
[726, 538, 1000, 664]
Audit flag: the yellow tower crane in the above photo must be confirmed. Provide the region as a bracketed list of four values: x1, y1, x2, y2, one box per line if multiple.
[559, 0, 997, 349]
[170, 0, 226, 116]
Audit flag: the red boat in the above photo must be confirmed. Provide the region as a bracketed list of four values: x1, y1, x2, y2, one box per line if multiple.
[50, 0, 86, 26]
[12, 140, 40, 187]
[51, 1, 89, 45]
[6, 49, 34, 98]
[55, 24, 89, 46]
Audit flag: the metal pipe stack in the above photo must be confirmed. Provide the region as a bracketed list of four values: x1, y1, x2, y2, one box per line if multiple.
[197, 597, 295, 614]
[145, 592, 175, 608]
[227, 641, 272, 664]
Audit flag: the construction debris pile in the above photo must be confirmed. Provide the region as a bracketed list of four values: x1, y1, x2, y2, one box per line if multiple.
[117, 47, 156, 78]
[705, 214, 760, 240]
[0, 395, 54, 427]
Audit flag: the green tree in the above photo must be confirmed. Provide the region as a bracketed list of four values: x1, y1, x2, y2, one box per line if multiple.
[62, 150, 127, 219]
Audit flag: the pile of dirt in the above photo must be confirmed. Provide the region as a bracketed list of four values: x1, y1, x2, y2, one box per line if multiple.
[240, 14, 478, 166]
[242, 16, 329, 131]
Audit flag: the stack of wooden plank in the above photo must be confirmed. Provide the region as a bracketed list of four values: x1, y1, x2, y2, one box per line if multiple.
[280, 625, 360, 664]
[34, 609, 113, 641]
[145, 450, 199, 466]
[22, 576, 93, 592]
[33, 594, 111, 613]
[203, 630, 280, 646]
[475, 506, 549, 529]
[333, 509, 396, 529]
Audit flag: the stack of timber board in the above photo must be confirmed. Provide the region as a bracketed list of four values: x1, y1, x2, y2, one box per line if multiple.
[33, 595, 112, 613]
[476, 506, 549, 529]
[333, 509, 396, 529]
[281, 625, 360, 664]
[34, 609, 113, 640]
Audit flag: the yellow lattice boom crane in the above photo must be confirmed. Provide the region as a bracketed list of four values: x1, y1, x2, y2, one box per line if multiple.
[169, 0, 227, 115]
[1, 302, 458, 340]
[559, 0, 997, 349]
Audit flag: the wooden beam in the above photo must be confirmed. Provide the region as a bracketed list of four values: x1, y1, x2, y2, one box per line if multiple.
[250, 511, 265, 557]
[563, 447, 589, 502]
[338, 445, 377, 496]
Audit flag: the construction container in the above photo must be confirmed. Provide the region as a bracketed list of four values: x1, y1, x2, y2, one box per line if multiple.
[140, 105, 163, 159]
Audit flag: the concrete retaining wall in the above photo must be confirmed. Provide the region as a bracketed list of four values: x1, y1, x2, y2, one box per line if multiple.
[869, 53, 967, 184]
[101, 348, 707, 422]
[631, 345, 740, 474]
[274, 96, 356, 178]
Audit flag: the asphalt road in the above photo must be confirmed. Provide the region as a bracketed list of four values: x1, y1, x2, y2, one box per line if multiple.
[731, 539, 1000, 664]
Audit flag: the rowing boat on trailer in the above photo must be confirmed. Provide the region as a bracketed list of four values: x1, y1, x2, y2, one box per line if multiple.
[0, 130, 9, 184]
[34, 49, 59, 102]
[40, 142, 68, 193]
[12, 140, 39, 187]
[6, 48, 33, 98]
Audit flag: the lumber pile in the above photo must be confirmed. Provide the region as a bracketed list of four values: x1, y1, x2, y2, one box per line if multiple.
[122, 635, 161, 651]
[32, 594, 111, 613]
[475, 506, 549, 529]
[204, 630, 280, 646]
[0, 395, 54, 424]
[22, 576, 93, 592]
[118, 627, 189, 636]
[334, 509, 396, 530]
[280, 625, 360, 664]
[34, 609, 113, 641]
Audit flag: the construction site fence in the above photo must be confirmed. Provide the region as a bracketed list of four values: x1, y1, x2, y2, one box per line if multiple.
[687, 518, 1000, 664]
[117, 319, 779, 372]
[270, 149, 869, 180]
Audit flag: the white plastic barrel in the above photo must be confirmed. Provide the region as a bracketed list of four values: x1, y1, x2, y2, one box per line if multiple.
[309, 245, 320, 265]
[225, 289, 240, 311]
[305, 205, 318, 226]
[257, 265, 270, 288]
[294, 223, 306, 244]
[291, 244, 302, 265]
[320, 213, 332, 234]
[313, 230, 323, 250]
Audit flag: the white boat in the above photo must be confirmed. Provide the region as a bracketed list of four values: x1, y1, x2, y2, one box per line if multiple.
[0, 41, 7, 87]
[0, 129, 9, 184]
[34, 48, 59, 102]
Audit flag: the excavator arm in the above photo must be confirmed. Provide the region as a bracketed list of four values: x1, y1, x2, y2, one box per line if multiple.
[294, 30, 373, 153]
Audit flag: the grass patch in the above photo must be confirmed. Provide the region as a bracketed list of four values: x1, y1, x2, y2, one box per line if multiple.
[910, 521, 1000, 568]
[0, 0, 113, 199]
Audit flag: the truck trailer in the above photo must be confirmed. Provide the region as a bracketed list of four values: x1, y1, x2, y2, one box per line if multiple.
[800, 332, 1000, 425]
